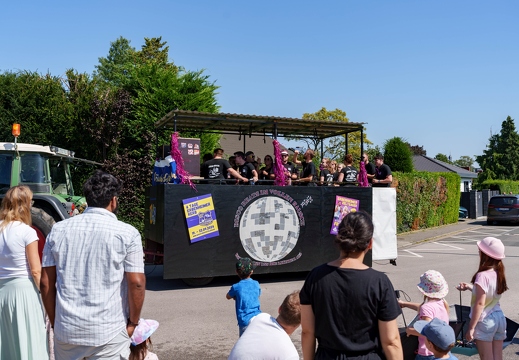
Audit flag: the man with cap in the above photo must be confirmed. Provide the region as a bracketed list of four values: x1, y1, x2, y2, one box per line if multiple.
[226, 257, 262, 336]
[413, 318, 458, 360]
[276, 150, 298, 185]
[228, 291, 301, 360]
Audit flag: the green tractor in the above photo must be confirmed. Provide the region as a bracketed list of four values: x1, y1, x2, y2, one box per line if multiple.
[0, 135, 100, 257]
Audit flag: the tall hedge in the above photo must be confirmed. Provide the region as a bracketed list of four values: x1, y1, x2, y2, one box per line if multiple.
[473, 179, 518, 194]
[393, 171, 460, 233]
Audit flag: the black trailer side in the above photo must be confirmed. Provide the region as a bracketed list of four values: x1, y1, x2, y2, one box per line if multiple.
[145, 184, 372, 280]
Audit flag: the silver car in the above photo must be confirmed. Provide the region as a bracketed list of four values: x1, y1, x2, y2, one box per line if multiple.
[487, 195, 519, 225]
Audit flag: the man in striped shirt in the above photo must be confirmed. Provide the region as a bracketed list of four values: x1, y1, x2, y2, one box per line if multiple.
[41, 170, 146, 360]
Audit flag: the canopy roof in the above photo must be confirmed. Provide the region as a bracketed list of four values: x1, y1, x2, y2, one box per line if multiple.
[155, 110, 365, 140]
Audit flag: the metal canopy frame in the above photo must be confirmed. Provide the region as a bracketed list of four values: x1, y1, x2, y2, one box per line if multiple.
[156, 110, 365, 140]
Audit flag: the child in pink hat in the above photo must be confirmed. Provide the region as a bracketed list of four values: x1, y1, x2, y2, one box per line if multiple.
[130, 319, 159, 360]
[457, 237, 508, 360]
[399, 270, 450, 360]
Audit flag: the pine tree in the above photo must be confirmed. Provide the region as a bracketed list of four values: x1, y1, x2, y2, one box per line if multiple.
[476, 116, 519, 180]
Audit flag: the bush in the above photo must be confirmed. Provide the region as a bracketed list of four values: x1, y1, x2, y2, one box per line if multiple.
[474, 179, 519, 194]
[393, 171, 460, 233]
[384, 137, 414, 173]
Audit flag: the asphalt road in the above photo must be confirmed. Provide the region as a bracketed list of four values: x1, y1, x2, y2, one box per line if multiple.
[141, 222, 519, 359]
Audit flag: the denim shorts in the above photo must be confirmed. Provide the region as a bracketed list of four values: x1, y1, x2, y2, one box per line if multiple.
[474, 310, 507, 342]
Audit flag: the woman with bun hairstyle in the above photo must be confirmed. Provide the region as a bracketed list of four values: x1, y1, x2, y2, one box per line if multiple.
[300, 211, 402, 360]
[399, 270, 450, 360]
[457, 237, 508, 360]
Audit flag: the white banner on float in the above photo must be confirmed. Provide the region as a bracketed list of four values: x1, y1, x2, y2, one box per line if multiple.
[372, 187, 398, 261]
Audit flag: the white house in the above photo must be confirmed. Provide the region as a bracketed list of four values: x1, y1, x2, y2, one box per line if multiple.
[412, 155, 478, 192]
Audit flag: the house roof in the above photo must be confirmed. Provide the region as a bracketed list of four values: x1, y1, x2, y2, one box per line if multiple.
[413, 155, 478, 179]
[155, 110, 365, 140]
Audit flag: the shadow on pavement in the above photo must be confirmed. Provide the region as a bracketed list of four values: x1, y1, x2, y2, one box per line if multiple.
[145, 265, 308, 292]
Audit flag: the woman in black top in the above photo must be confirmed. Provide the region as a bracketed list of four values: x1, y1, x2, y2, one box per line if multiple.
[337, 154, 358, 185]
[320, 159, 337, 186]
[259, 155, 274, 184]
[300, 212, 402, 360]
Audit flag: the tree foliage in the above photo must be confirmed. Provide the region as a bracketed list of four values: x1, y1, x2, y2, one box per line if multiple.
[0, 71, 74, 146]
[453, 156, 474, 169]
[0, 36, 221, 234]
[406, 143, 427, 156]
[289, 107, 371, 163]
[434, 153, 452, 164]
[93, 36, 221, 231]
[383, 137, 414, 173]
[476, 116, 519, 181]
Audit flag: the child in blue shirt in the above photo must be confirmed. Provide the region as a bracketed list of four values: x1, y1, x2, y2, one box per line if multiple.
[226, 257, 261, 336]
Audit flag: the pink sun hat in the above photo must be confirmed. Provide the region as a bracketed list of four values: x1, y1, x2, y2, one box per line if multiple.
[477, 237, 505, 260]
[417, 270, 449, 299]
[130, 319, 159, 346]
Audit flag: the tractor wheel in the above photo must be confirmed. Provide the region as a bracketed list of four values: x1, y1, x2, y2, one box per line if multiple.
[182, 277, 214, 287]
[31, 207, 56, 261]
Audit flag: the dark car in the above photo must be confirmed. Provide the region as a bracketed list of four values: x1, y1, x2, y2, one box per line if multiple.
[459, 206, 468, 219]
[487, 195, 519, 225]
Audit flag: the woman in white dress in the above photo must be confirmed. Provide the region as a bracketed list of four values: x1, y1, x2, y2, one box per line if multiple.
[0, 186, 48, 359]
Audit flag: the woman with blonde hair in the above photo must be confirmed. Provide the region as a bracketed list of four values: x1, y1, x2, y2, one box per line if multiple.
[0, 186, 49, 359]
[319, 158, 335, 186]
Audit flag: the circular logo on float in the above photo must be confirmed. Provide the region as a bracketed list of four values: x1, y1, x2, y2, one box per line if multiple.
[239, 196, 300, 262]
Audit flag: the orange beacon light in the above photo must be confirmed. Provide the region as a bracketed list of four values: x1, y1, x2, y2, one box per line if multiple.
[12, 123, 20, 137]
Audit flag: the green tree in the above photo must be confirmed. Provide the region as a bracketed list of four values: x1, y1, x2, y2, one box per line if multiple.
[383, 137, 414, 172]
[365, 145, 382, 163]
[453, 156, 474, 169]
[434, 153, 452, 164]
[0, 71, 74, 146]
[95, 37, 136, 87]
[406, 143, 427, 155]
[289, 107, 371, 163]
[93, 36, 221, 232]
[476, 116, 519, 180]
[137, 37, 177, 72]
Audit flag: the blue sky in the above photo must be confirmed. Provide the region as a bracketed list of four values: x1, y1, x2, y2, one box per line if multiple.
[2, 1, 518, 167]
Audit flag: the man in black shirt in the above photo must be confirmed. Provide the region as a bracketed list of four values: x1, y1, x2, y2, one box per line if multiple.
[275, 150, 299, 185]
[373, 154, 392, 187]
[292, 149, 317, 186]
[363, 152, 376, 185]
[234, 151, 258, 184]
[201, 148, 246, 184]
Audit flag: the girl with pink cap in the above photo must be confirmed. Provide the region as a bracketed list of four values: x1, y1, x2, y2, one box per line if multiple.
[399, 270, 450, 360]
[457, 237, 508, 360]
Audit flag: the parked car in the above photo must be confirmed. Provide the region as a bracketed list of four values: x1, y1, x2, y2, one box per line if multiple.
[459, 206, 468, 219]
[487, 194, 519, 225]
